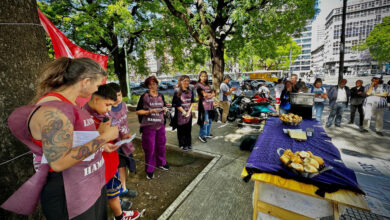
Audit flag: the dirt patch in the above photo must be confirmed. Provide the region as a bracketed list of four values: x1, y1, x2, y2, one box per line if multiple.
[117, 139, 212, 219]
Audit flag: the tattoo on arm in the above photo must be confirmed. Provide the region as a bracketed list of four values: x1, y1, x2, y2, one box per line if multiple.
[70, 139, 105, 160]
[41, 109, 73, 164]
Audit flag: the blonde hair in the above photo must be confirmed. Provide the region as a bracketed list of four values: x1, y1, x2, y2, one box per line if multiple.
[32, 57, 105, 103]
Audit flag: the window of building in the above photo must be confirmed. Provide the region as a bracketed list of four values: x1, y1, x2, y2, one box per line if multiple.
[362, 3, 367, 9]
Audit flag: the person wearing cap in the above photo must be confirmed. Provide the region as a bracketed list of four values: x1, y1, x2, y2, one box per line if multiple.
[361, 75, 388, 136]
[219, 75, 236, 123]
[326, 79, 350, 128]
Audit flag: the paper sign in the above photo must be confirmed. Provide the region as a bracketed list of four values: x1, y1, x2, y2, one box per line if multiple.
[114, 133, 136, 146]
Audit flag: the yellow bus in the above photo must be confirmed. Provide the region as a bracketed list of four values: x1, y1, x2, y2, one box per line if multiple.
[241, 70, 283, 82]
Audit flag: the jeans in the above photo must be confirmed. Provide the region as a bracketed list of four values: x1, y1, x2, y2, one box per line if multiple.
[199, 110, 211, 138]
[350, 104, 364, 126]
[312, 102, 325, 122]
[326, 103, 346, 126]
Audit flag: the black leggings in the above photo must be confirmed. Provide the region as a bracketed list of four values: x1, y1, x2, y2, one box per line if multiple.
[177, 120, 192, 147]
[41, 172, 107, 220]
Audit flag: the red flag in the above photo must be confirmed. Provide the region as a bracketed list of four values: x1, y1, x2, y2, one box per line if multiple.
[37, 9, 108, 106]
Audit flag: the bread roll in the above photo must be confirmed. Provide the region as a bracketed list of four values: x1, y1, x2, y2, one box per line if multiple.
[298, 151, 310, 158]
[304, 164, 318, 173]
[291, 155, 302, 164]
[313, 156, 324, 165]
[290, 163, 304, 172]
[309, 158, 320, 169]
[280, 155, 290, 165]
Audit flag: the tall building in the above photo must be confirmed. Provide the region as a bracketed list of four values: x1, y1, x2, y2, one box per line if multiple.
[290, 21, 313, 78]
[323, 0, 390, 76]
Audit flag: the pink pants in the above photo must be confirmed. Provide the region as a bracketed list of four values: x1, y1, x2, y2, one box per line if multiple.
[141, 126, 167, 173]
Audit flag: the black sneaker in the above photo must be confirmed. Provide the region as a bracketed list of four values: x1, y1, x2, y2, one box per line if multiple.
[146, 172, 154, 179]
[120, 189, 138, 198]
[376, 131, 384, 136]
[198, 136, 207, 143]
[120, 199, 133, 211]
[182, 146, 189, 151]
[206, 134, 214, 138]
[360, 128, 369, 133]
[159, 163, 170, 171]
[335, 124, 341, 127]
[188, 146, 193, 151]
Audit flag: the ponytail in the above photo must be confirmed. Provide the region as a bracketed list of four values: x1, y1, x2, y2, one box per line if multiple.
[32, 57, 106, 103]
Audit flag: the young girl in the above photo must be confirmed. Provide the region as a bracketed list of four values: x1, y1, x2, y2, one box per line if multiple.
[3, 57, 118, 219]
[196, 71, 215, 143]
[172, 75, 195, 151]
[84, 84, 140, 220]
[311, 78, 327, 122]
[136, 76, 169, 179]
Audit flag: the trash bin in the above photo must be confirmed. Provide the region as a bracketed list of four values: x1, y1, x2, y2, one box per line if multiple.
[290, 93, 314, 119]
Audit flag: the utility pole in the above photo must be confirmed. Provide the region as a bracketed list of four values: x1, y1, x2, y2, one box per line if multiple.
[338, 0, 347, 82]
[124, 43, 131, 101]
[288, 42, 292, 78]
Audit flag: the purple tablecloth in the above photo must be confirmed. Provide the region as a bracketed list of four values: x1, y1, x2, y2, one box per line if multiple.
[244, 117, 364, 196]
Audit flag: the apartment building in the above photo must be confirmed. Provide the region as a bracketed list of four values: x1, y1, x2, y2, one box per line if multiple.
[323, 0, 390, 76]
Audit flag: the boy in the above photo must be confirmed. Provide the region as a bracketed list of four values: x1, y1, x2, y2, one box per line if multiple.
[84, 84, 140, 220]
[107, 83, 138, 197]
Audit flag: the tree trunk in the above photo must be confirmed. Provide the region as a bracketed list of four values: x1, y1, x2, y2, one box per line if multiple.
[0, 0, 49, 219]
[113, 48, 128, 97]
[210, 39, 225, 93]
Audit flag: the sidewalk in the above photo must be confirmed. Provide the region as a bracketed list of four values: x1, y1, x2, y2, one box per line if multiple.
[127, 107, 390, 219]
[322, 106, 390, 219]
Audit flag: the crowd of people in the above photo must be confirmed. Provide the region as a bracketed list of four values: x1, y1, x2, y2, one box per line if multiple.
[273, 74, 389, 136]
[3, 57, 389, 220]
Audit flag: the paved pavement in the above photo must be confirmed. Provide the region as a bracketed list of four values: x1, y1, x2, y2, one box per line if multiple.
[127, 102, 390, 219]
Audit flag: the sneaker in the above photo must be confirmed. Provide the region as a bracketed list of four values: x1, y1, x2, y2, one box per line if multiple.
[159, 163, 170, 171]
[360, 128, 369, 133]
[120, 199, 132, 211]
[187, 146, 193, 151]
[335, 124, 341, 127]
[182, 146, 189, 151]
[325, 124, 331, 128]
[146, 172, 154, 179]
[376, 131, 384, 136]
[120, 189, 138, 198]
[205, 134, 214, 138]
[121, 210, 140, 220]
[198, 136, 207, 143]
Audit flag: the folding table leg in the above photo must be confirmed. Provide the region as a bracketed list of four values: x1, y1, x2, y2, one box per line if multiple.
[253, 181, 259, 220]
[333, 202, 340, 220]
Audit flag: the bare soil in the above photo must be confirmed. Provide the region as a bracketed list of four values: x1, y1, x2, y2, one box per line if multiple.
[118, 139, 212, 220]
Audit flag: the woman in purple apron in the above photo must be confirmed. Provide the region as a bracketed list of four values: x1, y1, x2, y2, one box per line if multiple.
[196, 71, 215, 143]
[2, 57, 120, 220]
[172, 75, 195, 151]
[136, 76, 169, 179]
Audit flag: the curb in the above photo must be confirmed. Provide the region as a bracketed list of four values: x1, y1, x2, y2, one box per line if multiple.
[157, 146, 222, 220]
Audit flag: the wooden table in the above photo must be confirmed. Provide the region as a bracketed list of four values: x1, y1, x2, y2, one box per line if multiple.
[241, 168, 369, 220]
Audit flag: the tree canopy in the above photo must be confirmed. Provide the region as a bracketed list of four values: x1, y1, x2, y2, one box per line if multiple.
[38, 0, 159, 97]
[353, 16, 390, 65]
[159, 0, 316, 90]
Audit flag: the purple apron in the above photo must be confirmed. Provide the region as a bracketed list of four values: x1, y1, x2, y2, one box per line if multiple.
[108, 102, 134, 156]
[196, 83, 214, 111]
[177, 90, 193, 125]
[140, 93, 165, 130]
[2, 101, 106, 219]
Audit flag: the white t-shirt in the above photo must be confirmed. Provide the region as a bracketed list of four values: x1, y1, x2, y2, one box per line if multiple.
[312, 87, 327, 102]
[336, 87, 347, 103]
[258, 86, 270, 98]
[274, 84, 284, 98]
